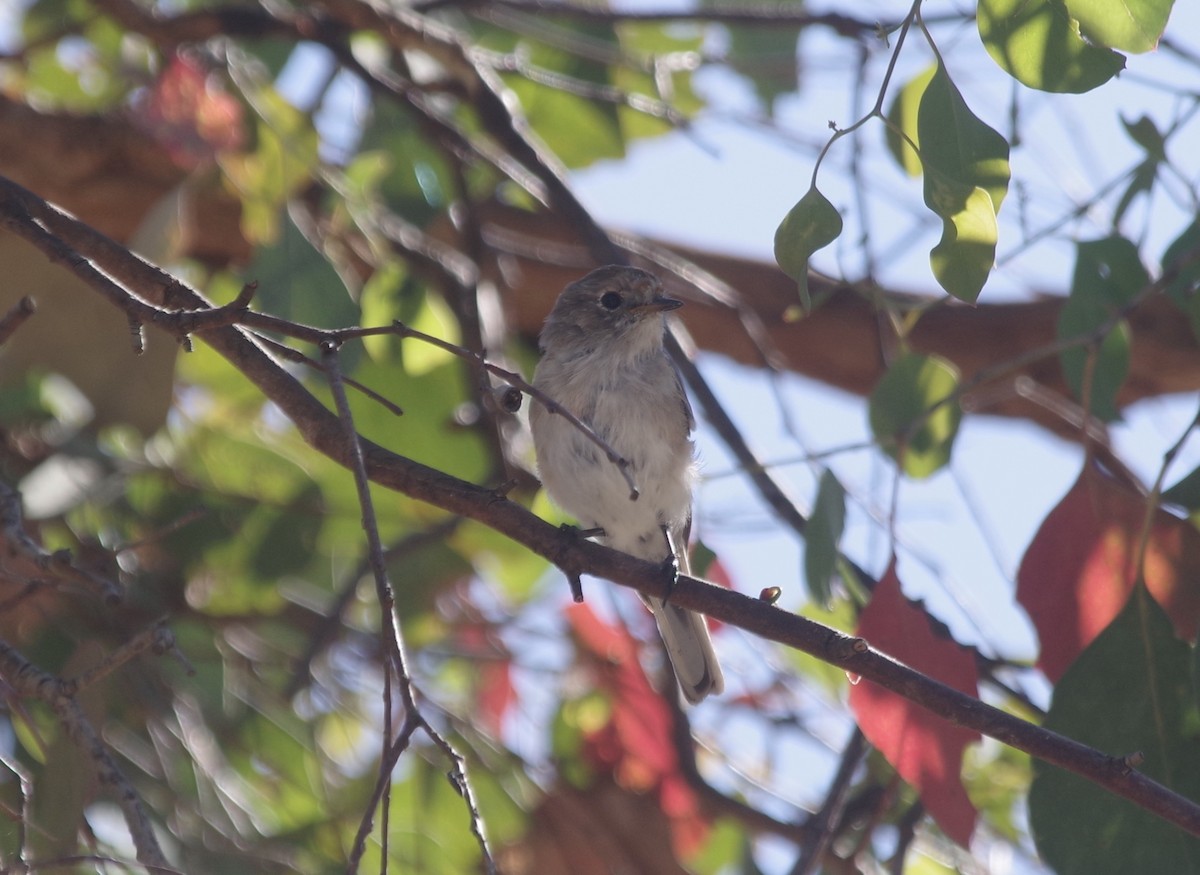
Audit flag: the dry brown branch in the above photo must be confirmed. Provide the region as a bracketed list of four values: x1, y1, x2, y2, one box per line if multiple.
[0, 638, 174, 871]
[0, 482, 122, 604]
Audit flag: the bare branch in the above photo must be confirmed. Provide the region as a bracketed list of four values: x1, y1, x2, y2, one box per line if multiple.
[0, 638, 174, 870]
[321, 341, 496, 874]
[0, 295, 36, 345]
[0, 481, 122, 604]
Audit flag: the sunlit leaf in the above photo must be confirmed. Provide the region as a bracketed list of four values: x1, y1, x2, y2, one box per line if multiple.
[928, 182, 998, 303]
[805, 468, 846, 607]
[360, 260, 407, 361]
[1016, 462, 1200, 682]
[452, 519, 550, 599]
[1065, 0, 1174, 52]
[219, 88, 320, 245]
[915, 65, 1008, 300]
[978, 0, 1126, 93]
[885, 64, 936, 177]
[403, 292, 460, 376]
[614, 21, 705, 140]
[868, 352, 962, 479]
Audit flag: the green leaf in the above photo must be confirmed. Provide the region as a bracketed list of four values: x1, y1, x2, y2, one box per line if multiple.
[685, 817, 748, 875]
[23, 0, 91, 42]
[722, 11, 802, 112]
[1112, 160, 1159, 227]
[503, 34, 626, 170]
[915, 64, 1009, 301]
[219, 88, 320, 245]
[357, 101, 454, 217]
[403, 293, 460, 376]
[508, 76, 626, 169]
[1057, 236, 1148, 420]
[773, 186, 843, 310]
[248, 482, 324, 580]
[928, 182, 999, 304]
[1161, 218, 1200, 341]
[1029, 586, 1200, 874]
[385, 752, 488, 874]
[451, 519, 550, 600]
[805, 469, 846, 608]
[1122, 114, 1167, 161]
[978, 0, 1126, 93]
[868, 353, 962, 479]
[360, 260, 408, 361]
[1065, 0, 1174, 52]
[885, 65, 937, 177]
[918, 64, 1011, 214]
[241, 215, 359, 333]
[1112, 116, 1165, 224]
[613, 21, 705, 140]
[1163, 461, 1200, 512]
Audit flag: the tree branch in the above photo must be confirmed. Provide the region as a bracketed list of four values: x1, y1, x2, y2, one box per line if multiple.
[4, 173, 1199, 842]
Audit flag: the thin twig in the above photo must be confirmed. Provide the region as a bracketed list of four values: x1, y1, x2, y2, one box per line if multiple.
[0, 481, 122, 604]
[283, 519, 462, 698]
[0, 638, 173, 870]
[0, 295, 36, 345]
[790, 729, 868, 875]
[64, 622, 181, 694]
[322, 341, 496, 874]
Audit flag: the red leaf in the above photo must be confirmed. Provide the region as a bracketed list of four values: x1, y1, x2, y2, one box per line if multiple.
[849, 562, 980, 847]
[132, 54, 245, 167]
[477, 658, 515, 736]
[565, 603, 710, 856]
[458, 622, 515, 736]
[1017, 461, 1200, 682]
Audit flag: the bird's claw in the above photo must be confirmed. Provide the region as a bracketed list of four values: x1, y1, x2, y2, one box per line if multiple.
[561, 523, 605, 540]
[659, 552, 680, 603]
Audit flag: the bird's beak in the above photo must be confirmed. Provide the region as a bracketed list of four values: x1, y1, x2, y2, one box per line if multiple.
[631, 295, 683, 315]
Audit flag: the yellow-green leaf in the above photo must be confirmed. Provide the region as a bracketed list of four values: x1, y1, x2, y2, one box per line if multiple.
[773, 186, 843, 310]
[978, 0, 1126, 93]
[929, 183, 998, 304]
[885, 64, 936, 177]
[1065, 0, 1174, 53]
[869, 353, 962, 479]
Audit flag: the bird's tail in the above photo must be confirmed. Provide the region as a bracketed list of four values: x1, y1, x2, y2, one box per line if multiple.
[647, 596, 724, 704]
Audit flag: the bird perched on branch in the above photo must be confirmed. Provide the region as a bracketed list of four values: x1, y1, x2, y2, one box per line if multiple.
[531, 265, 723, 704]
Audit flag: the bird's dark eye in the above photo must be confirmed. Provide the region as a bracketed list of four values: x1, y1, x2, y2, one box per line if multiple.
[599, 291, 623, 310]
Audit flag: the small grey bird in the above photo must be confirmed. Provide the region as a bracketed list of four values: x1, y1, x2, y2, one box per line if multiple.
[530, 265, 724, 704]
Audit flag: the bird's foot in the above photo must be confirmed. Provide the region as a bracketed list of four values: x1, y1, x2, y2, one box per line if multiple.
[658, 551, 680, 604]
[561, 523, 606, 540]
[559, 524, 605, 602]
